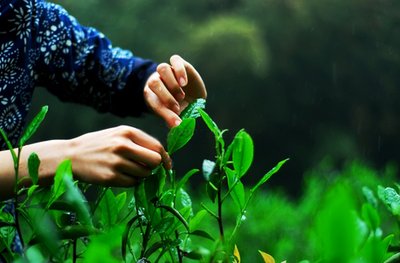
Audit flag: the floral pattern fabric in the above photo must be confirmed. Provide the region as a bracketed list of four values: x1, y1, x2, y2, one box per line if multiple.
[0, 0, 156, 149]
[0, 0, 157, 256]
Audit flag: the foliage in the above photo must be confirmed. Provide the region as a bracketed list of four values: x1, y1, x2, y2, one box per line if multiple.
[0, 102, 287, 262]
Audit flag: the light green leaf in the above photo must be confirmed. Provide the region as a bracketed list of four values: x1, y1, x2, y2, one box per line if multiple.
[202, 159, 215, 181]
[232, 130, 254, 178]
[47, 159, 73, 208]
[361, 203, 380, 231]
[176, 169, 199, 190]
[198, 108, 220, 137]
[115, 191, 127, 213]
[180, 98, 206, 119]
[167, 118, 196, 155]
[226, 168, 245, 211]
[28, 152, 40, 185]
[378, 186, 400, 216]
[251, 158, 289, 193]
[189, 210, 207, 231]
[19, 105, 48, 147]
[0, 129, 17, 165]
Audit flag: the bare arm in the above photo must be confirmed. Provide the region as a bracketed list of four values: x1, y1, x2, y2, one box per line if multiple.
[0, 126, 171, 201]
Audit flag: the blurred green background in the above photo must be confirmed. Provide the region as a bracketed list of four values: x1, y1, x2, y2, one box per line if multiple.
[30, 0, 400, 197]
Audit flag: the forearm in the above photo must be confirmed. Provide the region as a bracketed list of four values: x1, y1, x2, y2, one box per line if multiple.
[0, 140, 71, 201]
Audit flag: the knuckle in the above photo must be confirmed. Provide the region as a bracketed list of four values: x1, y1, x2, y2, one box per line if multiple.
[157, 63, 170, 74]
[147, 76, 160, 89]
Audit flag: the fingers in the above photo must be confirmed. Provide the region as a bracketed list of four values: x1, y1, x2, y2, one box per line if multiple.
[144, 85, 182, 128]
[157, 63, 185, 102]
[147, 72, 180, 114]
[170, 54, 187, 87]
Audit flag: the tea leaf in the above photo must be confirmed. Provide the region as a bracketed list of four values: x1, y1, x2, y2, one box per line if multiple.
[98, 189, 118, 228]
[63, 174, 92, 226]
[202, 159, 216, 181]
[176, 169, 199, 190]
[361, 203, 380, 231]
[190, 230, 215, 241]
[19, 105, 48, 147]
[226, 168, 245, 211]
[232, 130, 254, 178]
[198, 108, 220, 138]
[116, 191, 127, 213]
[251, 158, 289, 193]
[157, 205, 189, 232]
[180, 98, 206, 119]
[47, 159, 73, 208]
[378, 186, 400, 216]
[27, 152, 40, 185]
[189, 210, 207, 231]
[167, 118, 196, 155]
[0, 129, 17, 164]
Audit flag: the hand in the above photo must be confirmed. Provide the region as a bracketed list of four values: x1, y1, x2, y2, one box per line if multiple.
[144, 55, 207, 128]
[68, 126, 172, 187]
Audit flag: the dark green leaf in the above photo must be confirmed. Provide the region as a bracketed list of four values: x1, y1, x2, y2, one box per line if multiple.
[190, 230, 215, 241]
[184, 250, 204, 260]
[98, 189, 118, 228]
[27, 152, 40, 185]
[251, 158, 289, 193]
[180, 98, 206, 119]
[157, 205, 189, 232]
[19, 105, 48, 147]
[122, 214, 142, 260]
[206, 182, 218, 203]
[116, 191, 127, 213]
[63, 174, 92, 226]
[232, 130, 254, 178]
[167, 118, 196, 155]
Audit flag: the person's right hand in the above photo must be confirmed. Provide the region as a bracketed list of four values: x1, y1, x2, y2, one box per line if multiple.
[68, 126, 171, 187]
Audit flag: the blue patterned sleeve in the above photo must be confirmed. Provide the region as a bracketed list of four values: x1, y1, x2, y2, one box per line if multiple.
[33, 0, 157, 117]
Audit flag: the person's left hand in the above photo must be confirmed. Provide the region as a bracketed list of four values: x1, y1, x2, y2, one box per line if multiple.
[144, 55, 207, 128]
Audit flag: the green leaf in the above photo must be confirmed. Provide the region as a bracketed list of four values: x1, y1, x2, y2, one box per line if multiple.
[378, 186, 400, 216]
[19, 105, 48, 147]
[157, 205, 189, 232]
[63, 174, 92, 226]
[27, 152, 40, 185]
[361, 203, 380, 231]
[47, 159, 73, 208]
[190, 230, 215, 241]
[0, 129, 17, 164]
[167, 118, 196, 155]
[116, 191, 127, 213]
[232, 130, 254, 178]
[251, 158, 289, 193]
[180, 98, 206, 120]
[206, 182, 218, 203]
[98, 189, 118, 228]
[362, 186, 378, 208]
[202, 159, 215, 181]
[176, 169, 199, 190]
[198, 108, 220, 138]
[189, 210, 207, 231]
[226, 168, 245, 211]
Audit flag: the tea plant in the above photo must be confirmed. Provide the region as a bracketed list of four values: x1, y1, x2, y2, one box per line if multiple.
[0, 100, 288, 262]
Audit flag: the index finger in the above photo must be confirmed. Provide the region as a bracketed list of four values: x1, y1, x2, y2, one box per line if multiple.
[170, 54, 187, 87]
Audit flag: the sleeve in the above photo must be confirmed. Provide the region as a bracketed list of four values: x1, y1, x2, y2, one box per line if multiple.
[33, 0, 157, 117]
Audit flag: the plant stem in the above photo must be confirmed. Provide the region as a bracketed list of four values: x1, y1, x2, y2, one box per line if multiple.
[72, 238, 77, 263]
[91, 186, 109, 214]
[13, 147, 25, 249]
[217, 181, 224, 242]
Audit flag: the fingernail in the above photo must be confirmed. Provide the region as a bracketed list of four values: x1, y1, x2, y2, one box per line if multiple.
[174, 119, 182, 127]
[179, 77, 186, 87]
[173, 104, 180, 114]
